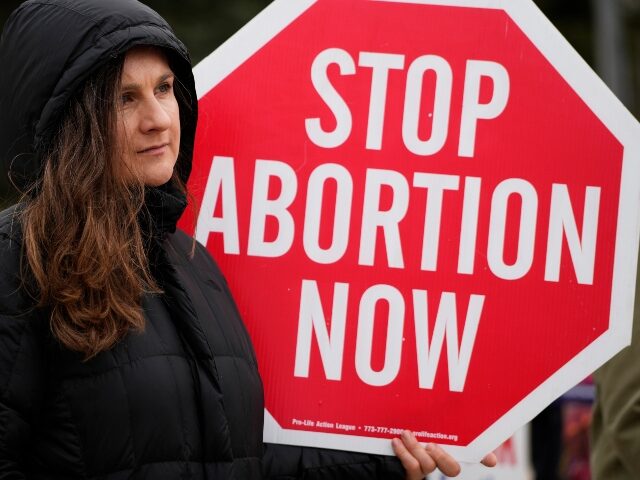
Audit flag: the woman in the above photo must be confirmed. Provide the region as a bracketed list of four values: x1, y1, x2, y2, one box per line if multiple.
[0, 0, 495, 478]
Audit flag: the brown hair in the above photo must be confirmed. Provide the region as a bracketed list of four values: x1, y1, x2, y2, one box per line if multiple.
[21, 54, 180, 359]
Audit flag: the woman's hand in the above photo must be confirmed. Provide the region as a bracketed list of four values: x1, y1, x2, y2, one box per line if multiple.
[391, 430, 498, 479]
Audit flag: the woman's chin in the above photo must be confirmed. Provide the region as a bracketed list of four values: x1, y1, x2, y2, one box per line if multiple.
[143, 170, 174, 187]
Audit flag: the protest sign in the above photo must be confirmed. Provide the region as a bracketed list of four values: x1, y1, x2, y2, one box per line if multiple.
[183, 0, 640, 460]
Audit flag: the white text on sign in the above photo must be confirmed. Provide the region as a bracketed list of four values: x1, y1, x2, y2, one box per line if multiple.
[196, 158, 600, 392]
[304, 48, 510, 157]
[196, 157, 601, 284]
[294, 281, 485, 392]
[195, 46, 603, 393]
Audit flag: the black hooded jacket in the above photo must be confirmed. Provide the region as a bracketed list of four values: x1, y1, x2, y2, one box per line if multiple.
[0, 1, 405, 479]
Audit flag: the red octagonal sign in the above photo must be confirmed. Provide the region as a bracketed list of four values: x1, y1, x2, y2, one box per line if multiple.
[181, 0, 640, 461]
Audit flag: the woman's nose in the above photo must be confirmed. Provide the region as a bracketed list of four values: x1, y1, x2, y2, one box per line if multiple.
[139, 98, 172, 133]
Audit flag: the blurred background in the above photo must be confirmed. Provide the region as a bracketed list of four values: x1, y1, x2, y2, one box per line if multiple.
[0, 1, 637, 478]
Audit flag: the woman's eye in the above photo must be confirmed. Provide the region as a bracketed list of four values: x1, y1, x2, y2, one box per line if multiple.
[157, 82, 172, 94]
[120, 93, 133, 105]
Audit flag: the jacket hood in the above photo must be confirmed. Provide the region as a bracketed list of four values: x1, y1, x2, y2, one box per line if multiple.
[0, 0, 197, 193]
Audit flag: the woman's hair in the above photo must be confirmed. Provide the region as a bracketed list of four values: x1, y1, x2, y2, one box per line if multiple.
[20, 52, 186, 359]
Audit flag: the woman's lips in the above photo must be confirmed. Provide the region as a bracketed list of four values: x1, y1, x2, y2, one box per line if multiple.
[137, 143, 168, 155]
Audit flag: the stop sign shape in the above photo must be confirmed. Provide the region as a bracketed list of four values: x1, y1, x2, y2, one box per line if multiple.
[182, 0, 640, 461]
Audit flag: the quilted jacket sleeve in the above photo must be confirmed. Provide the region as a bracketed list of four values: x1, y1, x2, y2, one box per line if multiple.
[263, 443, 405, 479]
[0, 234, 45, 479]
[590, 263, 640, 478]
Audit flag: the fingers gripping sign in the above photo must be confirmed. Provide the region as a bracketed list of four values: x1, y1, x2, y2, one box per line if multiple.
[392, 430, 459, 478]
[392, 430, 497, 479]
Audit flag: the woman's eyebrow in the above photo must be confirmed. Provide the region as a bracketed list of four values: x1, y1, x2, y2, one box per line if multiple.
[158, 72, 174, 83]
[120, 72, 174, 91]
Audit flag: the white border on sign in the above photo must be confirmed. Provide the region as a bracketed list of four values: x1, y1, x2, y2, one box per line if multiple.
[193, 0, 316, 99]
[193, 0, 640, 463]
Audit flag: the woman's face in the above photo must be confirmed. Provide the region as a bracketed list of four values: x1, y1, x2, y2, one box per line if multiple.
[117, 47, 181, 186]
